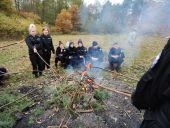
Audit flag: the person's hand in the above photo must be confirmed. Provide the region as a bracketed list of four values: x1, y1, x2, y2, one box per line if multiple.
[51, 53, 55, 58]
[112, 55, 119, 59]
[34, 48, 37, 53]
[80, 56, 83, 58]
[52, 51, 55, 54]
[91, 57, 98, 61]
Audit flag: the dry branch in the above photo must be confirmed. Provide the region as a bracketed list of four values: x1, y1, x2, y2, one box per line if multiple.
[0, 39, 24, 49]
[92, 67, 139, 82]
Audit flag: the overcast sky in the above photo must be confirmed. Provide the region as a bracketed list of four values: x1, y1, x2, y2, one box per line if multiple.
[84, 0, 124, 5]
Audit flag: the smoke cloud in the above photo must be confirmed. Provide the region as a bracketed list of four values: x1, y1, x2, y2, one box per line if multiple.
[79, 0, 169, 67]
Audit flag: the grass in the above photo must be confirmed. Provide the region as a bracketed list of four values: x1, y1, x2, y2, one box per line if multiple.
[0, 34, 167, 127]
[28, 107, 45, 126]
[0, 91, 33, 128]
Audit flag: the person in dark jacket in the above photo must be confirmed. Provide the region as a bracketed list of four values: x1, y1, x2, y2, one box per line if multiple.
[76, 39, 87, 68]
[66, 42, 78, 69]
[88, 41, 104, 67]
[25, 24, 44, 78]
[55, 41, 67, 68]
[41, 27, 55, 69]
[0, 67, 7, 85]
[132, 39, 170, 128]
[108, 43, 125, 71]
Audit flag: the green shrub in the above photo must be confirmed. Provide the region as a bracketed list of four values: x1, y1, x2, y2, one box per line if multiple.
[0, 12, 42, 38]
[28, 116, 35, 125]
[0, 91, 33, 128]
[0, 0, 14, 12]
[31, 108, 44, 117]
[94, 90, 110, 101]
[20, 12, 41, 24]
[91, 102, 106, 112]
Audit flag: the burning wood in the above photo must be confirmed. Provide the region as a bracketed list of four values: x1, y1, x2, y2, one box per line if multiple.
[78, 64, 132, 97]
[75, 109, 94, 113]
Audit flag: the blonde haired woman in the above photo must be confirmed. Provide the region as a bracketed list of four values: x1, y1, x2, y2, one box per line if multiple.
[25, 24, 44, 78]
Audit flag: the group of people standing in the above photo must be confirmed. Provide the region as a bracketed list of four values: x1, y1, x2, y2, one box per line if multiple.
[25, 24, 125, 78]
[25, 24, 54, 78]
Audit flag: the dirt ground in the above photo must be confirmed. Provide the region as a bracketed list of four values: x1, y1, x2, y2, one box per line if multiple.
[13, 71, 142, 128]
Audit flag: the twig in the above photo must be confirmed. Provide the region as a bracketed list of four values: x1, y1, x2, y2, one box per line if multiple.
[0, 70, 43, 77]
[117, 73, 138, 82]
[59, 90, 78, 128]
[0, 39, 24, 49]
[65, 114, 71, 126]
[75, 109, 93, 113]
[92, 67, 139, 82]
[124, 109, 132, 120]
[36, 52, 63, 81]
[0, 86, 43, 110]
[59, 106, 69, 127]
[96, 84, 131, 97]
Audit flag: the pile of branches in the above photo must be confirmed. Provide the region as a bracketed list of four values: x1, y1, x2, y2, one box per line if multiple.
[45, 64, 132, 127]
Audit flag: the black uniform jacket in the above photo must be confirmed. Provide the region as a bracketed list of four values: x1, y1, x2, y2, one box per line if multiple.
[66, 46, 77, 59]
[25, 35, 43, 55]
[40, 35, 55, 54]
[88, 46, 104, 60]
[56, 47, 67, 59]
[77, 46, 87, 58]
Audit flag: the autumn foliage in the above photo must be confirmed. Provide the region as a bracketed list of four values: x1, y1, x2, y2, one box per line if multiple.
[56, 9, 73, 34]
[56, 5, 80, 34]
[69, 5, 80, 31]
[0, 0, 14, 12]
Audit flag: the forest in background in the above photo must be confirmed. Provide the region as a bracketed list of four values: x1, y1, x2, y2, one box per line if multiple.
[0, 0, 170, 38]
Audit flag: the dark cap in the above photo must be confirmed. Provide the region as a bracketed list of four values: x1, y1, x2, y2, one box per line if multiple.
[59, 41, 63, 46]
[78, 39, 83, 45]
[113, 42, 118, 45]
[69, 42, 74, 46]
[92, 41, 98, 46]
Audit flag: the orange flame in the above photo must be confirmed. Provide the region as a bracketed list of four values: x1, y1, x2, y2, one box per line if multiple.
[81, 71, 87, 78]
[86, 63, 92, 70]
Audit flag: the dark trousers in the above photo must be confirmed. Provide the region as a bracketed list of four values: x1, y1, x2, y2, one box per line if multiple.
[43, 52, 51, 69]
[0, 68, 7, 84]
[69, 58, 78, 69]
[55, 57, 67, 68]
[29, 53, 44, 76]
[77, 58, 86, 69]
[109, 58, 123, 71]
